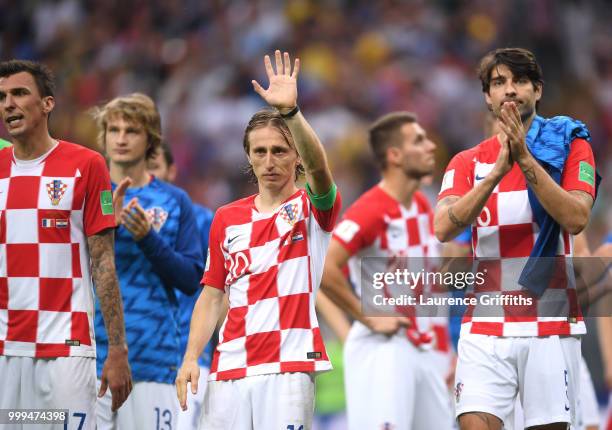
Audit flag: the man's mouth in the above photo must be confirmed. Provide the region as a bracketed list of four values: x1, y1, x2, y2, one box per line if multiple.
[6, 114, 23, 126]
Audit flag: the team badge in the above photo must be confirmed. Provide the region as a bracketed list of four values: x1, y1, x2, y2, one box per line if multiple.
[279, 203, 299, 226]
[146, 207, 169, 232]
[46, 180, 67, 206]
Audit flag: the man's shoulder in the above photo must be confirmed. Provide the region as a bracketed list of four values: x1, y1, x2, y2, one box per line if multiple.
[55, 140, 104, 162]
[212, 194, 256, 225]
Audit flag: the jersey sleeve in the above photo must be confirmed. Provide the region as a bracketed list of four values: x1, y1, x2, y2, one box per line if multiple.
[437, 151, 473, 201]
[332, 201, 381, 256]
[560, 138, 596, 198]
[83, 152, 116, 236]
[202, 211, 228, 291]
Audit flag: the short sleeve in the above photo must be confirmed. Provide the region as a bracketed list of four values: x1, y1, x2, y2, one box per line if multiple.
[438, 151, 473, 201]
[560, 138, 596, 198]
[84, 153, 116, 236]
[332, 203, 381, 256]
[308, 186, 342, 233]
[201, 212, 228, 291]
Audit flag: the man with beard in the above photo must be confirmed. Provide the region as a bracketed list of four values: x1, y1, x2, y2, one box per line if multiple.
[321, 111, 453, 430]
[435, 48, 597, 430]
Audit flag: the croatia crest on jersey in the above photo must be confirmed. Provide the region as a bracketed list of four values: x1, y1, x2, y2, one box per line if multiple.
[279, 202, 299, 226]
[146, 207, 169, 232]
[46, 179, 68, 206]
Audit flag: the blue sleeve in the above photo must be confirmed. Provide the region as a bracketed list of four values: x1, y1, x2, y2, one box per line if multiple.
[454, 227, 472, 245]
[196, 206, 214, 262]
[137, 190, 204, 295]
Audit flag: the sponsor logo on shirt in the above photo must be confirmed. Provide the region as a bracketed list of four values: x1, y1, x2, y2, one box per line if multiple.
[100, 190, 113, 215]
[146, 206, 169, 232]
[578, 161, 594, 186]
[46, 179, 67, 206]
[280, 202, 299, 226]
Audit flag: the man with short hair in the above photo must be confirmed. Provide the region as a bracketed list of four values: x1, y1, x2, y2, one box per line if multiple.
[176, 50, 341, 429]
[148, 142, 214, 430]
[435, 47, 597, 430]
[93, 93, 203, 429]
[0, 59, 131, 429]
[320, 111, 453, 430]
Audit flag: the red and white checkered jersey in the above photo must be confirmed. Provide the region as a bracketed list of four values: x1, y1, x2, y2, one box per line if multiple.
[0, 142, 116, 357]
[203, 188, 341, 381]
[438, 136, 596, 337]
[333, 186, 450, 353]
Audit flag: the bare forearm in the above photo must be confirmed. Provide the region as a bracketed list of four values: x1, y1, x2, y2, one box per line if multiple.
[283, 111, 333, 194]
[321, 265, 365, 325]
[89, 230, 126, 346]
[434, 175, 500, 242]
[184, 288, 224, 361]
[599, 317, 612, 369]
[517, 154, 590, 234]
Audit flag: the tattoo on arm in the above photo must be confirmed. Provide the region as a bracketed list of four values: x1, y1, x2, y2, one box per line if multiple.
[448, 206, 467, 228]
[522, 165, 538, 185]
[88, 229, 126, 346]
[437, 196, 459, 209]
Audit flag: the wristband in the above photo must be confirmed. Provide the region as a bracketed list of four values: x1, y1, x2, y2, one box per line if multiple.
[279, 105, 299, 119]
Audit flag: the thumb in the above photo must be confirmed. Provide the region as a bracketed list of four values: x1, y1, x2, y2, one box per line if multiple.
[98, 377, 108, 398]
[396, 317, 412, 327]
[251, 80, 265, 97]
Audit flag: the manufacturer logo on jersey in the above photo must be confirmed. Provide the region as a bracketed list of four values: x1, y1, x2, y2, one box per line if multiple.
[280, 203, 299, 226]
[455, 381, 464, 403]
[46, 180, 67, 206]
[146, 207, 169, 232]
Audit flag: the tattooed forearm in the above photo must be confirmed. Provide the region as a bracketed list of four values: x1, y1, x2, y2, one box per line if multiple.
[448, 206, 468, 228]
[522, 165, 538, 185]
[88, 229, 126, 346]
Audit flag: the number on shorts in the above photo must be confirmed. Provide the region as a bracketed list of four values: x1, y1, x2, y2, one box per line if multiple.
[155, 407, 172, 430]
[287, 426, 304, 430]
[65, 412, 85, 430]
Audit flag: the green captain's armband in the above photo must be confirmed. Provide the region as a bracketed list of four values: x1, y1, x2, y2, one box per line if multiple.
[305, 182, 337, 211]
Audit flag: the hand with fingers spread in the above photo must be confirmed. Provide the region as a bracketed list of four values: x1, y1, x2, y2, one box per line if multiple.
[120, 198, 152, 241]
[112, 177, 132, 227]
[252, 50, 300, 113]
[175, 359, 200, 411]
[498, 102, 530, 164]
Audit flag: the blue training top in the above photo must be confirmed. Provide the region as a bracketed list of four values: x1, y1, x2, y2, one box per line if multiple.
[95, 177, 203, 384]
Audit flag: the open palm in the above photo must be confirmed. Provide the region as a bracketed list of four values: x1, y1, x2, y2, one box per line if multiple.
[252, 50, 300, 110]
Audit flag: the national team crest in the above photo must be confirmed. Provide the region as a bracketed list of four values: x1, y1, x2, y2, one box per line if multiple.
[146, 207, 169, 232]
[279, 203, 299, 226]
[46, 179, 68, 206]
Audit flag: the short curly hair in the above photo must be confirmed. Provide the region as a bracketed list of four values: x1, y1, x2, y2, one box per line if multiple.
[92, 93, 162, 160]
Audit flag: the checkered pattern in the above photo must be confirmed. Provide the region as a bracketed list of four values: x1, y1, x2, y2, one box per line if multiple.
[333, 186, 449, 352]
[203, 188, 341, 381]
[438, 136, 596, 337]
[0, 142, 115, 357]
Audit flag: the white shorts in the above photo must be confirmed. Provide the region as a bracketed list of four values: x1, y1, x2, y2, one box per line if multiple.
[0, 355, 96, 430]
[344, 322, 453, 430]
[176, 366, 209, 430]
[96, 380, 179, 430]
[199, 372, 314, 430]
[455, 333, 581, 428]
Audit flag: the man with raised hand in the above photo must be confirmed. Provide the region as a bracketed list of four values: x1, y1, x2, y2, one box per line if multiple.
[176, 50, 341, 430]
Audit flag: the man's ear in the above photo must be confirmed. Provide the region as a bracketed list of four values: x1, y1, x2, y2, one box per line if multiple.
[42, 96, 55, 115]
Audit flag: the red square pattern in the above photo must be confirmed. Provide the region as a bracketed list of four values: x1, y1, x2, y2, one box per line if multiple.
[71, 312, 91, 346]
[0, 278, 7, 309]
[250, 218, 279, 248]
[36, 343, 70, 357]
[278, 222, 308, 263]
[222, 306, 247, 342]
[39, 278, 72, 312]
[247, 266, 278, 305]
[498, 224, 534, 258]
[72, 243, 81, 278]
[6, 244, 39, 277]
[6, 310, 38, 342]
[406, 218, 421, 246]
[6, 176, 41, 209]
[279, 293, 311, 330]
[38, 210, 71, 243]
[245, 331, 281, 366]
[502, 291, 538, 322]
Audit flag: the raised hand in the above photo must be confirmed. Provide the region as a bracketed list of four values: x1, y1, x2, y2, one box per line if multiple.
[251, 50, 300, 111]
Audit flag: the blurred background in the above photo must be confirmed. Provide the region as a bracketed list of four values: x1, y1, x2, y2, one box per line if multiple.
[1, 0, 611, 425]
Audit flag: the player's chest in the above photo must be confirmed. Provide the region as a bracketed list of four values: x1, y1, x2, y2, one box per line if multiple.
[378, 213, 431, 256]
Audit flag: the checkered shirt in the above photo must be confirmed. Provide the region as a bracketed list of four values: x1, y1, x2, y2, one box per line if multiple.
[438, 136, 596, 337]
[203, 188, 341, 381]
[0, 142, 116, 357]
[333, 186, 450, 352]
